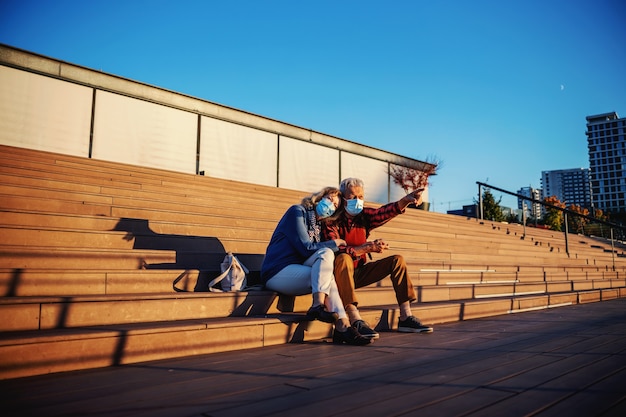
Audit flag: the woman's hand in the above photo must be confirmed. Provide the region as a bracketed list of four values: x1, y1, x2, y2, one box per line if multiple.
[334, 238, 347, 247]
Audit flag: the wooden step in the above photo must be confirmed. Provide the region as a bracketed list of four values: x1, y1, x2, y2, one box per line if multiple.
[0, 268, 195, 296]
[4, 278, 626, 332]
[0, 314, 315, 380]
[0, 291, 278, 331]
[2, 288, 623, 380]
[5, 262, 611, 297]
[3, 143, 626, 382]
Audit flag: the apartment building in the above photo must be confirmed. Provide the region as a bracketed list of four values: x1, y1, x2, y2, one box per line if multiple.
[586, 112, 626, 213]
[541, 168, 592, 209]
[517, 186, 543, 218]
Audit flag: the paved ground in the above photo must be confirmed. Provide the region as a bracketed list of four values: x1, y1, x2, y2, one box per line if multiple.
[2, 298, 626, 417]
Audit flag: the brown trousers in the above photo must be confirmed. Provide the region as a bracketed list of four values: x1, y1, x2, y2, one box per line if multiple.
[333, 253, 417, 307]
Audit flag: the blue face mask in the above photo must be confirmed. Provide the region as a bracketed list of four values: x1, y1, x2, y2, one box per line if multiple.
[316, 197, 336, 219]
[345, 198, 364, 216]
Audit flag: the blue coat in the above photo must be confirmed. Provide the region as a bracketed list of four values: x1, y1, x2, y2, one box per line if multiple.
[261, 204, 338, 283]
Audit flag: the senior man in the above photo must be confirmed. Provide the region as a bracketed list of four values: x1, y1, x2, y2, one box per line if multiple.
[322, 177, 433, 339]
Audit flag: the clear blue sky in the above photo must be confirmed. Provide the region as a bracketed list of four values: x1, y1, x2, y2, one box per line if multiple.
[1, 0, 625, 212]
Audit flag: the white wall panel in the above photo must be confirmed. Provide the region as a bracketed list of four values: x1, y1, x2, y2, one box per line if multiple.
[340, 153, 390, 203]
[0, 66, 92, 156]
[0, 58, 431, 207]
[278, 136, 340, 192]
[390, 181, 407, 202]
[200, 116, 277, 187]
[92, 91, 197, 173]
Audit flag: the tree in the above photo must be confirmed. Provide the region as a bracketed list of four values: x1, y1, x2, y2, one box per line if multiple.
[594, 208, 607, 222]
[477, 188, 505, 222]
[543, 196, 566, 231]
[505, 211, 521, 224]
[585, 208, 613, 238]
[389, 159, 440, 210]
[389, 159, 440, 194]
[567, 204, 589, 234]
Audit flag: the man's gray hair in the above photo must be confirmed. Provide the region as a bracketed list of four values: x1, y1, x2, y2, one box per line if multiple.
[339, 178, 364, 195]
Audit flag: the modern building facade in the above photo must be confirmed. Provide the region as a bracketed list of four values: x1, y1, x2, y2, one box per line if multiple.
[586, 112, 626, 214]
[517, 186, 543, 218]
[541, 168, 592, 209]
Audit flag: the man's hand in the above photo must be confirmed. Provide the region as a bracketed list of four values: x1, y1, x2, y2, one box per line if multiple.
[355, 239, 389, 256]
[371, 239, 389, 253]
[399, 188, 424, 209]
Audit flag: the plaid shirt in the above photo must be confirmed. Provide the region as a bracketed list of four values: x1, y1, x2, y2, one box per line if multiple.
[322, 201, 403, 268]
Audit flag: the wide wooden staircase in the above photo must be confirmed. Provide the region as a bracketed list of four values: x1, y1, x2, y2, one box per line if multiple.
[1, 144, 625, 380]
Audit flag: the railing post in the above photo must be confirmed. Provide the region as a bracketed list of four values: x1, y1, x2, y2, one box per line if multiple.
[478, 183, 483, 220]
[563, 211, 570, 257]
[522, 201, 527, 239]
[611, 228, 616, 271]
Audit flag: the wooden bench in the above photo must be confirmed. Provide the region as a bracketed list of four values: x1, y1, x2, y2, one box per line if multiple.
[1, 143, 626, 380]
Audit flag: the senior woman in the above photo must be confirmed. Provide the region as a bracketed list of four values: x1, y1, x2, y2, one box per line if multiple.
[261, 187, 371, 346]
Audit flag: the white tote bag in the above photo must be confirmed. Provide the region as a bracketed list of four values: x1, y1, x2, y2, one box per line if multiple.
[208, 253, 249, 292]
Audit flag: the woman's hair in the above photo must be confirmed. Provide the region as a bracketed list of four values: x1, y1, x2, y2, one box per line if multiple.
[339, 177, 364, 196]
[301, 186, 343, 221]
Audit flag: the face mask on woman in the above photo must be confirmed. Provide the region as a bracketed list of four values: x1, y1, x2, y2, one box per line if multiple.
[345, 198, 364, 216]
[315, 197, 336, 219]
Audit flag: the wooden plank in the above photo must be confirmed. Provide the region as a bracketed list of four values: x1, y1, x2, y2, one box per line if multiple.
[0, 246, 177, 269]
[531, 368, 626, 417]
[0, 298, 624, 416]
[0, 194, 112, 216]
[0, 270, 106, 296]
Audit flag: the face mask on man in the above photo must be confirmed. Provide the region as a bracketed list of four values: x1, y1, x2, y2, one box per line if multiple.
[316, 197, 336, 219]
[345, 198, 364, 216]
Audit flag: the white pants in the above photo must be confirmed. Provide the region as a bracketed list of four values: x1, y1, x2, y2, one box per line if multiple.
[265, 248, 347, 319]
